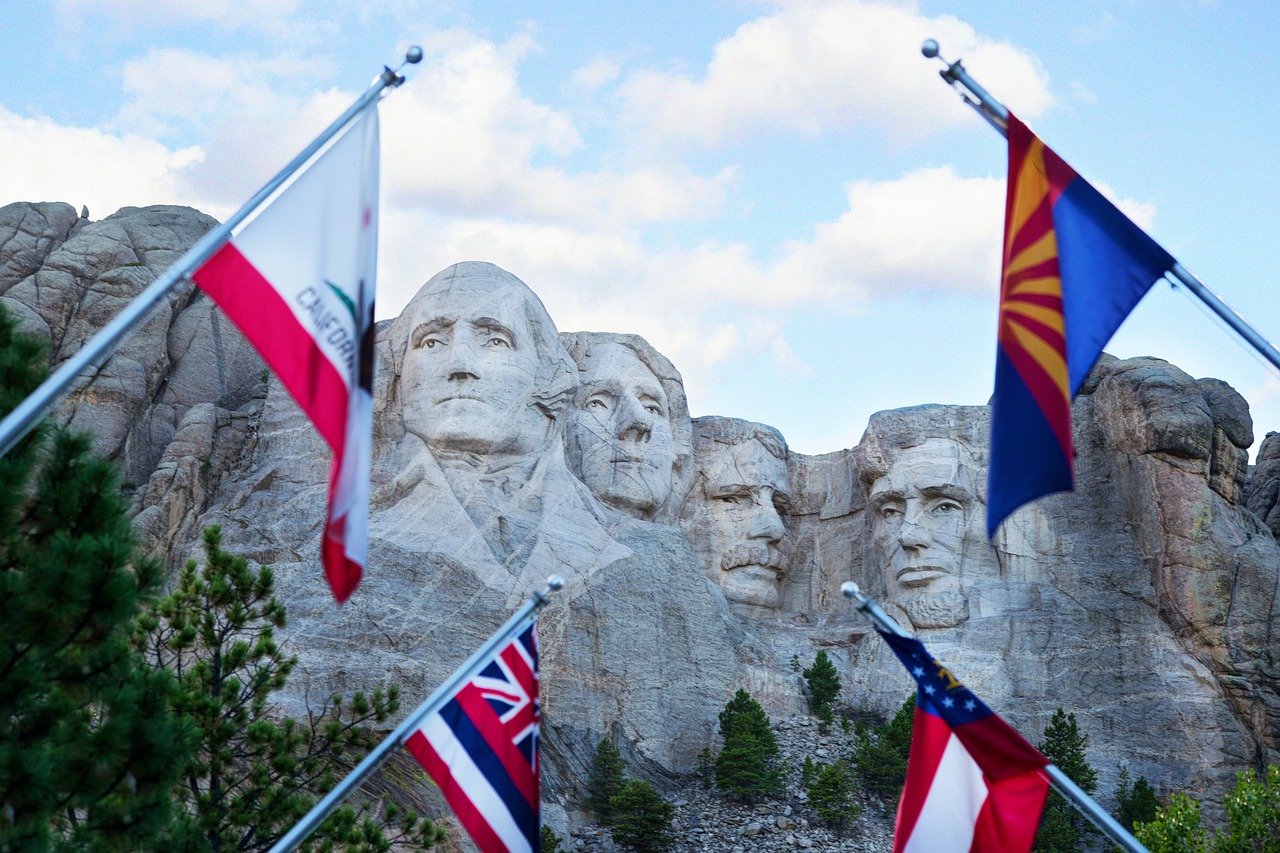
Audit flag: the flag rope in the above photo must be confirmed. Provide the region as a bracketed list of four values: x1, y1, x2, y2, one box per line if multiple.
[268, 575, 563, 853]
[841, 581, 1148, 853]
[921, 38, 1280, 377]
[0, 47, 423, 460]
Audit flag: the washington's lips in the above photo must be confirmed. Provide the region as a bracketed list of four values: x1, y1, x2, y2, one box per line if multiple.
[895, 565, 949, 587]
[435, 392, 489, 403]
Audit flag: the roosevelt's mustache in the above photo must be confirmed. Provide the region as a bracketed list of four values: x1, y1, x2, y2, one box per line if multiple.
[719, 544, 785, 574]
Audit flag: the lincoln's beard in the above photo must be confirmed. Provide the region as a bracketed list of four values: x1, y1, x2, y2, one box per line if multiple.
[902, 589, 969, 629]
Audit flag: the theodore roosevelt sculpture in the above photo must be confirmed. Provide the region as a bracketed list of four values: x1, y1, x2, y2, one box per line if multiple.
[678, 416, 792, 609]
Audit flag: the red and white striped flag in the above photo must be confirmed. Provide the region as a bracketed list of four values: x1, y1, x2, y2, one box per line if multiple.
[193, 103, 379, 603]
[878, 630, 1050, 853]
[405, 621, 541, 853]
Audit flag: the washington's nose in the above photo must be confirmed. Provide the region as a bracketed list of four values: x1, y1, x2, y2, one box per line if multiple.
[445, 335, 480, 381]
[614, 395, 653, 443]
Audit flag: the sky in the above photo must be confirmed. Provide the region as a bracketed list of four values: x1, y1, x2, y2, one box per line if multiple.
[5, 0, 1280, 457]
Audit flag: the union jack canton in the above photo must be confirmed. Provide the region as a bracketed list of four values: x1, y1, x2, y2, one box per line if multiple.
[405, 621, 540, 853]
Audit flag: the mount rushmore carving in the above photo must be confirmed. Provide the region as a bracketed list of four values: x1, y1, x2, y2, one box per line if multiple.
[6, 200, 1280, 821]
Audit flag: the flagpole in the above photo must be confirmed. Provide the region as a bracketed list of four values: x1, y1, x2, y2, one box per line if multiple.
[840, 582, 1149, 853]
[921, 38, 1280, 376]
[0, 47, 424, 461]
[268, 575, 564, 853]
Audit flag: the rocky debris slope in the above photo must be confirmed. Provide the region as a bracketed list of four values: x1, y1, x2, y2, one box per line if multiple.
[560, 716, 894, 853]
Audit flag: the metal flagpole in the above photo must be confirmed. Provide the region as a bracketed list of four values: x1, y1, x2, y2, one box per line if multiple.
[0, 46, 425, 461]
[920, 38, 1280, 376]
[840, 582, 1149, 853]
[268, 575, 564, 853]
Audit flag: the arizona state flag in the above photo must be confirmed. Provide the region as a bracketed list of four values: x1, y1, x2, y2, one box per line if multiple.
[988, 113, 1174, 535]
[192, 103, 379, 603]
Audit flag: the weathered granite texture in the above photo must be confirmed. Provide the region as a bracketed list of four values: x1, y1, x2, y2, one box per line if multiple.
[0, 201, 265, 494]
[9, 201, 1280, 824]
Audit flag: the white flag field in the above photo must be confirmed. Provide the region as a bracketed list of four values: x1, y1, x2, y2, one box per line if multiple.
[192, 103, 380, 603]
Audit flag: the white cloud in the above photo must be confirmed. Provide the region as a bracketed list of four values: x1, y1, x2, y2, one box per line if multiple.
[0, 106, 204, 216]
[572, 59, 622, 92]
[618, 0, 1053, 148]
[55, 0, 304, 32]
[379, 30, 733, 228]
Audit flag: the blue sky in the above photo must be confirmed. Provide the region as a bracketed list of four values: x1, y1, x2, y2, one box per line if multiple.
[6, 0, 1280, 456]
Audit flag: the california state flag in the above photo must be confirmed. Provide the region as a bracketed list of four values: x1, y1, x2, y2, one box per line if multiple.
[193, 104, 379, 603]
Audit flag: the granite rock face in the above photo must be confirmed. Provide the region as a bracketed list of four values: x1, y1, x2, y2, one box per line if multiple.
[0, 201, 265, 493]
[10, 202, 1280, 827]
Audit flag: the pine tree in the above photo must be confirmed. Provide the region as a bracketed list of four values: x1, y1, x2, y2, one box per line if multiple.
[136, 524, 444, 851]
[0, 305, 197, 851]
[586, 737, 627, 824]
[714, 689, 782, 802]
[1115, 766, 1161, 832]
[806, 759, 862, 835]
[1034, 709, 1098, 852]
[802, 650, 842, 713]
[608, 779, 674, 852]
[852, 693, 914, 802]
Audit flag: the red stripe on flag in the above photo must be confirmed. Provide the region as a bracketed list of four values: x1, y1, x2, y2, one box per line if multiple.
[894, 707, 954, 852]
[322, 505, 360, 603]
[404, 730, 512, 853]
[952, 715, 1049, 782]
[455, 685, 538, 808]
[970, 769, 1050, 852]
[193, 242, 349, 451]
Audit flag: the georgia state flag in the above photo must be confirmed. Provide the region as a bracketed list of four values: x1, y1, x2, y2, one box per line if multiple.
[879, 630, 1050, 853]
[193, 103, 379, 603]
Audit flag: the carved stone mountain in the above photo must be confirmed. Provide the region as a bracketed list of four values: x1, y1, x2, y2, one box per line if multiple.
[7, 200, 1280, 825]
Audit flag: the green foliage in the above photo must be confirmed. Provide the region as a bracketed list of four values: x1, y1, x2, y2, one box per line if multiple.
[586, 738, 627, 823]
[608, 779, 674, 852]
[852, 693, 914, 802]
[801, 756, 818, 789]
[802, 650, 842, 713]
[137, 525, 444, 851]
[696, 747, 714, 789]
[0, 304, 197, 851]
[816, 702, 834, 735]
[1135, 792, 1208, 853]
[805, 760, 862, 835]
[1034, 709, 1099, 853]
[541, 823, 565, 853]
[714, 689, 782, 802]
[1115, 766, 1161, 832]
[1218, 765, 1280, 852]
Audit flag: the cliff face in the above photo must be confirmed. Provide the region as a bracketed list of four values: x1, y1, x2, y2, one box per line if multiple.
[7, 199, 1280, 816]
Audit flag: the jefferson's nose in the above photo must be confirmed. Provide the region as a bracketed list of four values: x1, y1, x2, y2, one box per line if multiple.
[614, 395, 653, 443]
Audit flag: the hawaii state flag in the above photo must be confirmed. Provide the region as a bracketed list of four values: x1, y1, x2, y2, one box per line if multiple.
[406, 621, 541, 853]
[879, 630, 1050, 853]
[988, 112, 1174, 536]
[192, 103, 379, 603]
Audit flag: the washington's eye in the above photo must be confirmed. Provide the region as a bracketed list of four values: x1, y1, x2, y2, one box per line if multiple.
[484, 335, 511, 348]
[420, 335, 444, 349]
[644, 404, 663, 415]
